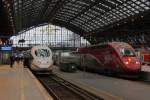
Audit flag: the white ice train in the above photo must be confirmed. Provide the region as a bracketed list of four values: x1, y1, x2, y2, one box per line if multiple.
[25, 45, 53, 73]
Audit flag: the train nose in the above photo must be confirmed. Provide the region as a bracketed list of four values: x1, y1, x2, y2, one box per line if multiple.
[123, 57, 141, 71]
[126, 62, 141, 70]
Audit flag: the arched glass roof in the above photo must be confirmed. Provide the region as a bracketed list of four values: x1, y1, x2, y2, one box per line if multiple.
[10, 24, 90, 47]
[13, 0, 150, 35]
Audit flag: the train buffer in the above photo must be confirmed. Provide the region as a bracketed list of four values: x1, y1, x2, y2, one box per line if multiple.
[0, 63, 53, 100]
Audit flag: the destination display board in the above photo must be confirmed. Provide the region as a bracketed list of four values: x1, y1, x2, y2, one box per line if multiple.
[1, 46, 12, 51]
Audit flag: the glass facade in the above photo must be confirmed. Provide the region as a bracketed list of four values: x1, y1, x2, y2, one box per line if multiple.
[10, 24, 90, 47]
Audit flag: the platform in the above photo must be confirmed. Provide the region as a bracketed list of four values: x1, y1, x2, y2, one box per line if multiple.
[0, 62, 53, 100]
[53, 66, 150, 100]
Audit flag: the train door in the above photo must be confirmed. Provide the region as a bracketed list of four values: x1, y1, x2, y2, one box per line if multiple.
[56, 51, 61, 65]
[80, 54, 85, 66]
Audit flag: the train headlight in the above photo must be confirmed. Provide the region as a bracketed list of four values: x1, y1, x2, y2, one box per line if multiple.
[135, 61, 140, 65]
[124, 61, 129, 65]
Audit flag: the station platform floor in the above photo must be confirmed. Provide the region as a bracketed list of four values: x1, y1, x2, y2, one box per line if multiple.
[0, 62, 53, 100]
[53, 66, 150, 100]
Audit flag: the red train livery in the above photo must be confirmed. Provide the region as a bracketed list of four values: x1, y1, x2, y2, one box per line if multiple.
[75, 42, 141, 74]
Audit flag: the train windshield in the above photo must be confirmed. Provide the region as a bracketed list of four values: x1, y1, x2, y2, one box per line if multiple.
[120, 48, 135, 56]
[35, 49, 50, 57]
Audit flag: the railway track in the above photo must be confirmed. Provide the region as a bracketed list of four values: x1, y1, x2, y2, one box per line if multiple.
[37, 74, 103, 100]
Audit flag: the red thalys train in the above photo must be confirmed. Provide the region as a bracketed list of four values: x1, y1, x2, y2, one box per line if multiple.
[59, 42, 141, 74]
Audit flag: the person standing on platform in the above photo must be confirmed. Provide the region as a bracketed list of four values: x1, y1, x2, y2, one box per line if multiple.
[23, 57, 27, 67]
[10, 55, 14, 68]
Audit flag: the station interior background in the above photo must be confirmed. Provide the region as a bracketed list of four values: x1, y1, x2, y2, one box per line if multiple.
[0, 0, 150, 64]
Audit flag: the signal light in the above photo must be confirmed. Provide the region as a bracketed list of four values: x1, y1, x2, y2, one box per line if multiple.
[128, 58, 131, 62]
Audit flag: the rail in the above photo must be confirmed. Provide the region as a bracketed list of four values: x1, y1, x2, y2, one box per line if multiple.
[37, 74, 103, 100]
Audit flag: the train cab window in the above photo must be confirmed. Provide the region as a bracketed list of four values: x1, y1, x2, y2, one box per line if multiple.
[120, 48, 135, 56]
[35, 49, 50, 57]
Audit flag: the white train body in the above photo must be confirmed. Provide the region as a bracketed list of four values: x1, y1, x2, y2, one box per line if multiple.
[29, 45, 53, 72]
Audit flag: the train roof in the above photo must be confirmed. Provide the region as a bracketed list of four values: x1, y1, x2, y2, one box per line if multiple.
[81, 42, 132, 48]
[77, 42, 135, 53]
[108, 42, 133, 49]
